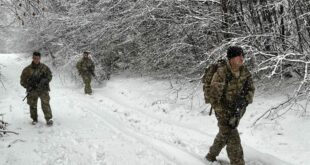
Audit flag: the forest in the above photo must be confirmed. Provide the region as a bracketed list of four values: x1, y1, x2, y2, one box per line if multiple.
[0, 0, 309, 121]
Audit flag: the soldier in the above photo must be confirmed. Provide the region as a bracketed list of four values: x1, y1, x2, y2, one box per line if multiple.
[205, 46, 255, 165]
[76, 51, 95, 94]
[20, 52, 53, 126]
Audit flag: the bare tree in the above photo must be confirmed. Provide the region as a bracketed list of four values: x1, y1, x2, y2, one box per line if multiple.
[1, 0, 309, 121]
[0, 114, 19, 137]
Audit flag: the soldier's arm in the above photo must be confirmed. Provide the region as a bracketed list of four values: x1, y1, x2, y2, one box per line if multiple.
[245, 75, 255, 104]
[76, 60, 84, 75]
[20, 68, 28, 88]
[209, 68, 226, 108]
[91, 60, 95, 72]
[45, 65, 52, 82]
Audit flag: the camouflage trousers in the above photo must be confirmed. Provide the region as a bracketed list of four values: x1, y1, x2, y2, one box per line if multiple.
[27, 90, 53, 121]
[207, 108, 244, 165]
[81, 74, 92, 94]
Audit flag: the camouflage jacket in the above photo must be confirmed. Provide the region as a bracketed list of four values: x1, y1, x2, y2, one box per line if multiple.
[209, 61, 255, 116]
[76, 58, 95, 75]
[20, 62, 52, 91]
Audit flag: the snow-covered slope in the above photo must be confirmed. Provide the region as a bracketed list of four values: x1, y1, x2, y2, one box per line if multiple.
[0, 53, 306, 165]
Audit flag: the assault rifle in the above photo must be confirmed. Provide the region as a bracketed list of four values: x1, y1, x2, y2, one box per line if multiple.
[228, 79, 250, 129]
[22, 86, 35, 101]
[22, 67, 45, 101]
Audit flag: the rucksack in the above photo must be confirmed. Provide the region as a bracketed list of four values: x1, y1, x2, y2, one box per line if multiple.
[202, 59, 227, 104]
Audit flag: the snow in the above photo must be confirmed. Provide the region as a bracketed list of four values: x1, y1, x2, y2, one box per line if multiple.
[0, 53, 308, 165]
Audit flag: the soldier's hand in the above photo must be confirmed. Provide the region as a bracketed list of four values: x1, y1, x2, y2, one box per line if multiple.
[229, 117, 239, 129]
[26, 86, 33, 92]
[228, 112, 240, 129]
[38, 78, 49, 88]
[25, 84, 31, 90]
[235, 96, 248, 110]
[91, 71, 95, 77]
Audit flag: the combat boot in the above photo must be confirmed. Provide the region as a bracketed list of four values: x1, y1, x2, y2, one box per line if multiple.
[205, 154, 217, 162]
[46, 119, 53, 126]
[32, 119, 38, 125]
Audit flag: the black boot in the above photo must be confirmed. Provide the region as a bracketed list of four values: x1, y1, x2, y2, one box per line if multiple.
[32, 119, 38, 125]
[46, 119, 53, 126]
[205, 153, 217, 162]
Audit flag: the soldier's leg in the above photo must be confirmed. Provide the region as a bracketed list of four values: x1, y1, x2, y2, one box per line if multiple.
[81, 75, 88, 93]
[207, 125, 231, 160]
[226, 128, 244, 165]
[82, 75, 92, 94]
[39, 91, 53, 121]
[85, 75, 92, 94]
[27, 92, 39, 121]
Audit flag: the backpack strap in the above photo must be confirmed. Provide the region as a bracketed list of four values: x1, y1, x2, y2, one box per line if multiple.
[220, 63, 233, 107]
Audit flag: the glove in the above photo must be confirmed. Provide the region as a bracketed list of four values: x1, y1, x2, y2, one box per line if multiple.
[38, 78, 49, 88]
[228, 111, 240, 129]
[91, 71, 95, 77]
[89, 69, 95, 77]
[235, 96, 248, 110]
[26, 86, 34, 92]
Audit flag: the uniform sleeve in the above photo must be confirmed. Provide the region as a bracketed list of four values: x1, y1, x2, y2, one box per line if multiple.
[45, 66, 52, 82]
[245, 75, 255, 104]
[20, 68, 28, 88]
[209, 67, 226, 108]
[90, 60, 95, 72]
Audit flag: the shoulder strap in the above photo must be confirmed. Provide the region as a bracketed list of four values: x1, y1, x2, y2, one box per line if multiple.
[222, 65, 233, 100]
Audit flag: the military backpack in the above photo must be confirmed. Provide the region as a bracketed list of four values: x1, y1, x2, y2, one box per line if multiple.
[202, 59, 227, 104]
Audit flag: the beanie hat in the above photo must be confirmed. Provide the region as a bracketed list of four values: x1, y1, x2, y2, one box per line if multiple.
[227, 46, 244, 59]
[33, 51, 41, 57]
[83, 51, 90, 55]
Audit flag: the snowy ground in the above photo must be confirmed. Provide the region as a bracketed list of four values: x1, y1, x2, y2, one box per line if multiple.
[0, 53, 308, 165]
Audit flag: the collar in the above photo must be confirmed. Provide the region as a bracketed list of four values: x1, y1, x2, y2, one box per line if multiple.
[31, 62, 41, 68]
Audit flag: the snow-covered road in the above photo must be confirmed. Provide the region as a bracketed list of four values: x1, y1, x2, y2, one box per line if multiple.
[0, 54, 299, 165]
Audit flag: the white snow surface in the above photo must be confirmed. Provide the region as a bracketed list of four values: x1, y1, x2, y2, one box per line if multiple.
[0, 53, 308, 165]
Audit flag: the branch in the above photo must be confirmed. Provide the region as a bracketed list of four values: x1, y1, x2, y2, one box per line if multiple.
[252, 97, 295, 126]
[7, 139, 25, 148]
[0, 130, 19, 135]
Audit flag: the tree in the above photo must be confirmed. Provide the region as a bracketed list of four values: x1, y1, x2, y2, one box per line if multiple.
[1, 0, 309, 120]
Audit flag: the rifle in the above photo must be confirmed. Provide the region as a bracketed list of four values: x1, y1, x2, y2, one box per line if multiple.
[22, 86, 34, 101]
[22, 67, 45, 101]
[209, 107, 213, 116]
[22, 95, 28, 102]
[228, 78, 250, 129]
[229, 108, 242, 129]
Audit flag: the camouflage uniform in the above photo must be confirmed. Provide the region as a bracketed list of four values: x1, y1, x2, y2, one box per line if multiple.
[20, 62, 53, 122]
[76, 57, 95, 94]
[206, 61, 255, 165]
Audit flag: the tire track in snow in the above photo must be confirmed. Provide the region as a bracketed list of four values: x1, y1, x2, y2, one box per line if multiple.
[74, 96, 206, 165]
[97, 90, 213, 137]
[92, 92, 215, 157]
[75, 88, 292, 165]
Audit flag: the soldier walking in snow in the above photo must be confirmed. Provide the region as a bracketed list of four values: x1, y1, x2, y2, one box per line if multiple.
[76, 51, 95, 94]
[203, 46, 255, 165]
[20, 52, 53, 126]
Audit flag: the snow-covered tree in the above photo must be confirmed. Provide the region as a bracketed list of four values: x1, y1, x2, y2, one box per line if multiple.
[1, 0, 309, 119]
